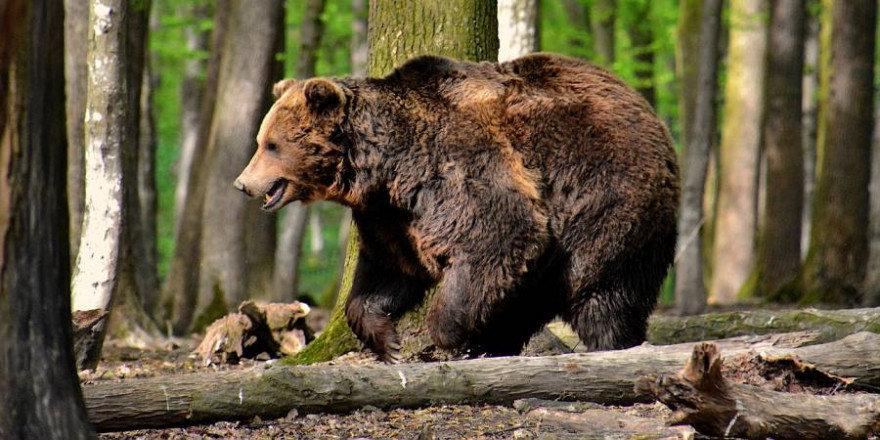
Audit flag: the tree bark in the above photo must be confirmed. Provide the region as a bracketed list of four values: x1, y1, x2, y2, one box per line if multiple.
[676, 0, 702, 149]
[800, 0, 877, 304]
[70, 0, 129, 370]
[637, 341, 880, 440]
[160, 0, 230, 334]
[867, 104, 880, 306]
[83, 332, 880, 432]
[0, 0, 95, 438]
[292, 0, 498, 364]
[674, 0, 722, 315]
[64, 0, 88, 263]
[196, 0, 284, 328]
[710, 0, 768, 305]
[174, 3, 210, 236]
[273, 204, 309, 302]
[801, 0, 820, 258]
[646, 307, 880, 345]
[751, 0, 805, 300]
[497, 0, 539, 62]
[589, 0, 615, 66]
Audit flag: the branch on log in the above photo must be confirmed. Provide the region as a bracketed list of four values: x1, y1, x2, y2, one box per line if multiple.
[636, 341, 880, 440]
[82, 332, 880, 432]
[646, 307, 880, 345]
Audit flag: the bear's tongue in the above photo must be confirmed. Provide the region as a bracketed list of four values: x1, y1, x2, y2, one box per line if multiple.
[263, 180, 287, 210]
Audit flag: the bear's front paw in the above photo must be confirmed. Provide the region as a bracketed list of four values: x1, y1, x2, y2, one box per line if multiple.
[360, 314, 404, 364]
[426, 306, 469, 351]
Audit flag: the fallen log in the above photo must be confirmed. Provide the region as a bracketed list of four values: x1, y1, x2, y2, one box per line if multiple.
[82, 331, 880, 432]
[647, 306, 880, 345]
[636, 341, 880, 440]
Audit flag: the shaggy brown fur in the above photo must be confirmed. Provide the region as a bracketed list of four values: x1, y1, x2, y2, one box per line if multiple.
[235, 53, 679, 362]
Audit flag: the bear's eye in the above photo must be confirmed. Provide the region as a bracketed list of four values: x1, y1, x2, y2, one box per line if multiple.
[266, 143, 278, 153]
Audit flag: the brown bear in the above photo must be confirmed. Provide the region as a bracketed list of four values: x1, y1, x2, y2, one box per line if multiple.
[235, 53, 679, 362]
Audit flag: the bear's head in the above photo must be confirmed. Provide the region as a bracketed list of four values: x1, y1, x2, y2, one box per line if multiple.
[234, 78, 348, 211]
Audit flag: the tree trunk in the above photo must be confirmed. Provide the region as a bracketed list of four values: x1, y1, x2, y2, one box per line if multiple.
[64, 0, 88, 263]
[174, 3, 210, 236]
[70, 0, 129, 370]
[749, 0, 806, 300]
[800, 0, 876, 304]
[83, 332, 880, 432]
[196, 0, 284, 328]
[646, 306, 880, 345]
[710, 0, 768, 305]
[867, 105, 880, 305]
[271, 0, 325, 303]
[674, 0, 722, 316]
[0, 0, 95, 438]
[308, 210, 325, 255]
[637, 341, 880, 440]
[676, 0, 702, 149]
[497, 0, 539, 62]
[626, 0, 655, 108]
[589, 0, 615, 66]
[273, 204, 309, 302]
[293, 0, 499, 364]
[801, 0, 819, 258]
[160, 0, 230, 334]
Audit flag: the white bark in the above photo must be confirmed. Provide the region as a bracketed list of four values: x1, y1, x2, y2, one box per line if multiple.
[497, 0, 538, 62]
[801, 10, 820, 258]
[71, 0, 126, 316]
[309, 209, 325, 255]
[273, 203, 309, 302]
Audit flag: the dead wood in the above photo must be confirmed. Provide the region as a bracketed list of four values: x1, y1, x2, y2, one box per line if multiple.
[83, 332, 880, 432]
[636, 340, 880, 440]
[646, 306, 880, 345]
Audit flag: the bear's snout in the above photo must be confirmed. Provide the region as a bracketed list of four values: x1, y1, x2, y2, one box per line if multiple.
[233, 178, 251, 197]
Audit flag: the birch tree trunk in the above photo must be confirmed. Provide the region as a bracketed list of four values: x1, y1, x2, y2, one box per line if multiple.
[293, 0, 499, 364]
[70, 0, 129, 370]
[800, 0, 876, 304]
[497, 0, 539, 62]
[673, 0, 722, 315]
[195, 0, 284, 328]
[64, 0, 88, 263]
[751, 0, 805, 299]
[0, 1, 95, 437]
[709, 0, 768, 305]
[160, 0, 230, 334]
[272, 0, 326, 303]
[590, 0, 615, 66]
[866, 105, 880, 306]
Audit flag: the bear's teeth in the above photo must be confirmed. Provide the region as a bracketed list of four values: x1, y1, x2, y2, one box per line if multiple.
[265, 193, 271, 203]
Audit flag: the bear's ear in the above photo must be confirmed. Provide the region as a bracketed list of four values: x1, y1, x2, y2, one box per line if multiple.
[272, 79, 297, 100]
[303, 78, 345, 114]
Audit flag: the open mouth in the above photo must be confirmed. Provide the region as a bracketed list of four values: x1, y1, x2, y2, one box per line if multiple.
[262, 179, 288, 211]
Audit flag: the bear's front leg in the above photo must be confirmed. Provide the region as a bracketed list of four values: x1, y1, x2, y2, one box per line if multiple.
[344, 251, 430, 363]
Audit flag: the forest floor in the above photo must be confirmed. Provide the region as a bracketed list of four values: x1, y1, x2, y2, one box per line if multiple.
[83, 303, 819, 439]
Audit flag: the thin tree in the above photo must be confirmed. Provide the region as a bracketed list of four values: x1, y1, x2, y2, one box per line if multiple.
[674, 0, 723, 315]
[293, 0, 499, 363]
[273, 0, 327, 303]
[70, 0, 130, 369]
[800, 0, 876, 304]
[0, 1, 95, 437]
[866, 101, 880, 305]
[800, 0, 820, 255]
[625, 0, 655, 107]
[751, 0, 805, 298]
[175, 3, 210, 235]
[160, 0, 231, 333]
[64, 0, 88, 262]
[497, 0, 539, 62]
[195, 0, 284, 328]
[710, 0, 769, 304]
[590, 0, 615, 66]
[677, 0, 702, 150]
